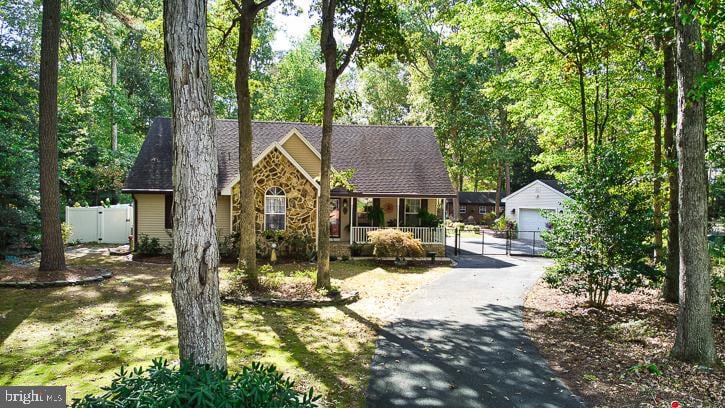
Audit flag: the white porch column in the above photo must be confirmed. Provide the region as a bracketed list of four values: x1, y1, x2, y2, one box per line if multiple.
[349, 197, 354, 244]
[396, 198, 400, 228]
[442, 198, 446, 223]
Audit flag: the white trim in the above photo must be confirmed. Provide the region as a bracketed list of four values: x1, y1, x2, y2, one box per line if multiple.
[502, 180, 569, 203]
[220, 143, 320, 195]
[264, 187, 287, 231]
[229, 193, 233, 232]
[279, 128, 321, 160]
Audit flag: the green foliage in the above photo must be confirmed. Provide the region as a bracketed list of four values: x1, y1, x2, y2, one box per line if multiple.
[359, 60, 410, 124]
[481, 211, 497, 226]
[711, 236, 724, 319]
[367, 229, 424, 259]
[542, 144, 659, 307]
[135, 235, 162, 257]
[366, 206, 385, 228]
[257, 231, 315, 262]
[627, 362, 662, 377]
[418, 209, 441, 228]
[71, 358, 320, 408]
[492, 216, 514, 232]
[61, 223, 73, 245]
[330, 169, 355, 191]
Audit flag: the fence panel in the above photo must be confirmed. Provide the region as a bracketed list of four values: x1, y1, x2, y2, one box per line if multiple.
[65, 205, 133, 244]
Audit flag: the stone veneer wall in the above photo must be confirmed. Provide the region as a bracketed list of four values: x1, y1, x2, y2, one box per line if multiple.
[232, 148, 318, 237]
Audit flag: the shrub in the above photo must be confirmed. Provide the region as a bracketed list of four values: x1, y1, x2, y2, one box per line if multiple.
[450, 222, 464, 230]
[72, 358, 320, 408]
[481, 212, 497, 226]
[350, 242, 373, 257]
[542, 143, 658, 307]
[367, 229, 424, 259]
[418, 209, 441, 228]
[219, 233, 239, 260]
[492, 216, 514, 232]
[61, 222, 73, 245]
[135, 234, 162, 257]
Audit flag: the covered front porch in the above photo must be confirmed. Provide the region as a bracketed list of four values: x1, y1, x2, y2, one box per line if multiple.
[329, 195, 448, 245]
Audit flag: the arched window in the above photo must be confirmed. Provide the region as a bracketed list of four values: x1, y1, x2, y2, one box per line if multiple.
[264, 187, 286, 231]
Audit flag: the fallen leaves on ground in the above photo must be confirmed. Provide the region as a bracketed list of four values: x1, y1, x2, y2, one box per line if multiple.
[524, 281, 724, 407]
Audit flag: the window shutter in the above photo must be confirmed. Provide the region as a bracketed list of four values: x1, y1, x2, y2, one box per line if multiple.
[398, 198, 404, 224]
[164, 194, 173, 229]
[421, 199, 428, 213]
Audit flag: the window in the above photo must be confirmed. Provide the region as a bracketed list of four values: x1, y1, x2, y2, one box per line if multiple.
[164, 194, 173, 229]
[405, 199, 421, 214]
[264, 187, 286, 231]
[459, 206, 467, 214]
[479, 206, 486, 214]
[355, 197, 373, 226]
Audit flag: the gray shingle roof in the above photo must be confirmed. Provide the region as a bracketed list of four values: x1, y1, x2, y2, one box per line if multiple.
[540, 179, 566, 194]
[123, 117, 456, 197]
[458, 191, 501, 205]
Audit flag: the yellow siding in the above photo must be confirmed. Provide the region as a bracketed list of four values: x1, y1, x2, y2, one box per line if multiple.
[282, 133, 320, 178]
[381, 198, 398, 224]
[135, 194, 171, 246]
[217, 195, 231, 238]
[135, 194, 232, 247]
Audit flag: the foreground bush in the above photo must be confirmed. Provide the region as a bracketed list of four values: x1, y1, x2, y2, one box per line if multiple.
[542, 143, 658, 307]
[72, 359, 319, 408]
[367, 229, 424, 259]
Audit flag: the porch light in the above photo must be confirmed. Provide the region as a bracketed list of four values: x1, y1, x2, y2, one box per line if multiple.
[511, 208, 516, 214]
[342, 199, 348, 215]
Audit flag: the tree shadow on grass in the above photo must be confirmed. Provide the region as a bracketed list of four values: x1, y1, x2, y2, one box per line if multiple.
[0, 262, 178, 396]
[259, 307, 376, 407]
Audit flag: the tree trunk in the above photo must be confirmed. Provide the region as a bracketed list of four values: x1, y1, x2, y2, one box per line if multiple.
[576, 61, 589, 164]
[111, 53, 118, 151]
[670, 0, 715, 366]
[317, 0, 337, 290]
[38, 0, 66, 272]
[163, 0, 227, 369]
[505, 162, 511, 196]
[494, 163, 502, 215]
[663, 36, 679, 303]
[653, 94, 663, 263]
[236, 8, 258, 287]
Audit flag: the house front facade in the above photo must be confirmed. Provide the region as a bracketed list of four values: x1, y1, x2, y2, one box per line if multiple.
[123, 118, 456, 256]
[447, 191, 503, 224]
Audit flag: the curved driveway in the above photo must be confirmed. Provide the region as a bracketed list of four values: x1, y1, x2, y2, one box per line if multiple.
[366, 254, 582, 408]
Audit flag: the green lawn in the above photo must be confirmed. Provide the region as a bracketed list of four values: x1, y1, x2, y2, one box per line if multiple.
[0, 252, 449, 407]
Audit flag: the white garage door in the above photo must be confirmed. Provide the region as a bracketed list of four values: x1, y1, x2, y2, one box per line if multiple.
[518, 209, 551, 240]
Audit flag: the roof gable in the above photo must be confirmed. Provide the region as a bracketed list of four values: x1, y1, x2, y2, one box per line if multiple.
[280, 129, 321, 178]
[502, 179, 570, 203]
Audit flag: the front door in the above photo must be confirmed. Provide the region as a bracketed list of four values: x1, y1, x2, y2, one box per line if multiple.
[330, 198, 341, 238]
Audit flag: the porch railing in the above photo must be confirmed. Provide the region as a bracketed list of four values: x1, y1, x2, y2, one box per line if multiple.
[350, 226, 446, 244]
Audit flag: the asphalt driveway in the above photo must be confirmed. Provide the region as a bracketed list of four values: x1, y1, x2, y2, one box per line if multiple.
[366, 254, 582, 407]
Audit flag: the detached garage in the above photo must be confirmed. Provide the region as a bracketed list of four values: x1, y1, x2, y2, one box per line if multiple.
[502, 180, 570, 240]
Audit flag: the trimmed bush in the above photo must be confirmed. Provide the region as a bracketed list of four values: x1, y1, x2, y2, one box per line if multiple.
[135, 234, 162, 257]
[367, 229, 424, 259]
[72, 358, 320, 408]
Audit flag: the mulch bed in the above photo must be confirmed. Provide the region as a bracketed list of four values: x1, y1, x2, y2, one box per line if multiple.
[524, 281, 724, 407]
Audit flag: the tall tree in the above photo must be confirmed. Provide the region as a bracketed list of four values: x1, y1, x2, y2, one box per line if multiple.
[38, 0, 66, 272]
[163, 0, 227, 369]
[662, 32, 680, 303]
[317, 0, 404, 288]
[230, 0, 277, 288]
[670, 0, 716, 366]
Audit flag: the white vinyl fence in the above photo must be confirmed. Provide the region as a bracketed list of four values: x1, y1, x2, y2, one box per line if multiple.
[65, 204, 133, 244]
[350, 226, 446, 244]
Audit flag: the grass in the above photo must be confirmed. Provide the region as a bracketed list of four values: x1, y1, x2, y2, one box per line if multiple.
[0, 250, 450, 407]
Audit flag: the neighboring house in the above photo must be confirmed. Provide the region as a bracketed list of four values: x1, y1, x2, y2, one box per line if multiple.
[122, 118, 456, 256]
[502, 179, 570, 239]
[448, 191, 503, 224]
